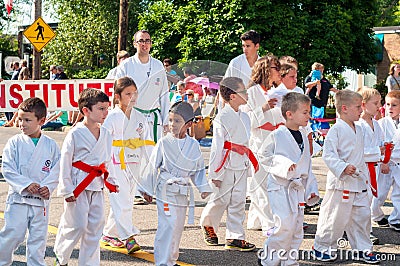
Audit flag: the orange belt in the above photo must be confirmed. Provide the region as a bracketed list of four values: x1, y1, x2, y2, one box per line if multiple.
[72, 161, 118, 198]
[215, 141, 259, 173]
[258, 122, 284, 131]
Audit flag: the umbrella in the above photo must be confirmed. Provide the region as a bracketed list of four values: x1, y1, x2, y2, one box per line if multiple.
[190, 77, 220, 90]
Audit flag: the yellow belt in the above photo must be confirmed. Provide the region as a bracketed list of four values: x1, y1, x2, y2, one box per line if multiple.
[112, 138, 155, 169]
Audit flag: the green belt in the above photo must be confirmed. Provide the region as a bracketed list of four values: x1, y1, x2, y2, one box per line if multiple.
[134, 107, 161, 143]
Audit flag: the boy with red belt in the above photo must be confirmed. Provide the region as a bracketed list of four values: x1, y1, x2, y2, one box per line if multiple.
[54, 88, 119, 265]
[200, 77, 256, 251]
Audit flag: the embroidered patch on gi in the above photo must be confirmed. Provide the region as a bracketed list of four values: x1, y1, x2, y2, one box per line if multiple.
[155, 78, 160, 86]
[42, 160, 51, 172]
[136, 122, 144, 134]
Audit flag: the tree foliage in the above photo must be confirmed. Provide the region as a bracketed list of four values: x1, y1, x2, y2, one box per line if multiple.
[377, 0, 400, 26]
[139, 0, 380, 79]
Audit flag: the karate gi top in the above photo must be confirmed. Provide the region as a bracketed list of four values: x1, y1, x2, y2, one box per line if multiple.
[115, 54, 170, 126]
[322, 118, 369, 192]
[209, 104, 252, 181]
[356, 118, 384, 163]
[2, 133, 60, 207]
[224, 54, 260, 87]
[57, 122, 117, 197]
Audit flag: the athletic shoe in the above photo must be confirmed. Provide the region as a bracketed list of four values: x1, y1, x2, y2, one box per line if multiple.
[202, 226, 218, 246]
[370, 233, 379, 245]
[54, 257, 67, 266]
[134, 196, 146, 205]
[224, 239, 256, 252]
[310, 247, 336, 262]
[101, 235, 124, 248]
[389, 223, 400, 231]
[356, 251, 380, 264]
[125, 236, 141, 253]
[375, 218, 389, 227]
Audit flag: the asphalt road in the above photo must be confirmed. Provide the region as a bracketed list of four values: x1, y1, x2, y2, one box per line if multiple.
[0, 126, 399, 265]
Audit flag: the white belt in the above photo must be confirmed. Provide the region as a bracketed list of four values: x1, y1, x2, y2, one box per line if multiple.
[287, 178, 305, 213]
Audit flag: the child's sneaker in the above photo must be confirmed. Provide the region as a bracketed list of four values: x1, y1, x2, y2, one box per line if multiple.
[389, 223, 400, 231]
[125, 236, 141, 253]
[54, 257, 68, 266]
[356, 251, 380, 264]
[101, 235, 124, 248]
[202, 226, 218, 246]
[224, 239, 255, 252]
[310, 247, 336, 262]
[375, 217, 389, 227]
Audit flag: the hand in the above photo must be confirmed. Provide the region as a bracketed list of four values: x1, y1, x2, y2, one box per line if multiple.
[38, 186, 50, 200]
[163, 125, 169, 135]
[201, 192, 210, 199]
[65, 196, 76, 202]
[112, 185, 120, 193]
[143, 193, 153, 203]
[381, 163, 390, 174]
[27, 183, 40, 194]
[310, 192, 317, 199]
[262, 98, 278, 112]
[288, 164, 296, 171]
[344, 165, 357, 175]
[212, 179, 222, 188]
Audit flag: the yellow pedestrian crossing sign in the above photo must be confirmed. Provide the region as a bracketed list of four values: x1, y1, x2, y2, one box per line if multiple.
[23, 17, 56, 52]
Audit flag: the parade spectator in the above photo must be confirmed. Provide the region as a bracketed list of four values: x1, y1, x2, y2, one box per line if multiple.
[106, 50, 130, 79]
[18, 60, 30, 80]
[41, 111, 68, 131]
[49, 65, 57, 80]
[55, 65, 68, 80]
[183, 67, 203, 99]
[386, 62, 400, 92]
[185, 89, 201, 116]
[170, 81, 186, 104]
[163, 58, 177, 75]
[3, 62, 20, 125]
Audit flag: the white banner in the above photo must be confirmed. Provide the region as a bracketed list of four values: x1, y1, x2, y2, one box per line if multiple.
[0, 79, 115, 111]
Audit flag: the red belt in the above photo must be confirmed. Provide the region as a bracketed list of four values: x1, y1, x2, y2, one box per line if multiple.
[258, 122, 284, 131]
[215, 141, 259, 173]
[366, 143, 394, 198]
[72, 161, 118, 198]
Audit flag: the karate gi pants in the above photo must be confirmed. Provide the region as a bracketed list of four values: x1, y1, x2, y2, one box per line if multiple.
[314, 189, 372, 255]
[54, 190, 104, 266]
[247, 165, 274, 231]
[154, 180, 189, 266]
[260, 185, 303, 266]
[371, 164, 400, 224]
[0, 203, 49, 266]
[200, 168, 247, 240]
[103, 164, 140, 240]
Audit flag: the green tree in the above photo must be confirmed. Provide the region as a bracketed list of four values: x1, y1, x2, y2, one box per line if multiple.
[0, 35, 18, 78]
[377, 0, 400, 26]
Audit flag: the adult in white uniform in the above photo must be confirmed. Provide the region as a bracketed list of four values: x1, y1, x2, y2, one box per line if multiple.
[259, 93, 319, 266]
[54, 89, 118, 266]
[140, 102, 211, 266]
[312, 90, 379, 264]
[115, 30, 170, 143]
[0, 98, 60, 266]
[105, 50, 130, 79]
[243, 56, 283, 232]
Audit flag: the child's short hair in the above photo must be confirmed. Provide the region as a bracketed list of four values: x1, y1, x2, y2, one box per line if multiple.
[18, 97, 47, 120]
[356, 86, 381, 103]
[78, 88, 109, 114]
[279, 63, 297, 78]
[279, 55, 298, 70]
[335, 89, 362, 114]
[311, 62, 324, 70]
[219, 77, 245, 102]
[386, 90, 400, 101]
[281, 92, 311, 119]
[170, 101, 194, 123]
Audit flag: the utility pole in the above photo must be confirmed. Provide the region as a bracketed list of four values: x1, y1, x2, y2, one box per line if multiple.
[118, 0, 129, 51]
[32, 0, 42, 80]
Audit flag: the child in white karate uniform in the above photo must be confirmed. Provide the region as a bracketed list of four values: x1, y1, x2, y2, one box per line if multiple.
[0, 97, 60, 266]
[200, 77, 256, 251]
[140, 101, 211, 266]
[312, 90, 379, 264]
[355, 87, 386, 244]
[258, 92, 319, 266]
[374, 90, 400, 231]
[102, 77, 154, 252]
[54, 89, 119, 266]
